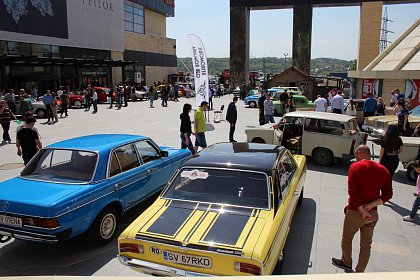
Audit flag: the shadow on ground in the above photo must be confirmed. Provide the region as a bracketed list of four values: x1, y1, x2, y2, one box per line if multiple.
[307, 159, 351, 176]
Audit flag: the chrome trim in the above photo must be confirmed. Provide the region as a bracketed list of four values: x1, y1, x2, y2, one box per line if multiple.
[55, 191, 114, 217]
[0, 226, 59, 243]
[23, 224, 61, 231]
[161, 166, 271, 211]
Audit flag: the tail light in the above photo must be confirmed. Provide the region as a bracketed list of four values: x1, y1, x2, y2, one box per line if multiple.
[119, 243, 144, 254]
[234, 261, 262, 275]
[22, 217, 60, 229]
[350, 139, 356, 155]
[363, 133, 368, 144]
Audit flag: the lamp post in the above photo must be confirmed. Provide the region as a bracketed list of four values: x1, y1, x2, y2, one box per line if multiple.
[283, 53, 288, 72]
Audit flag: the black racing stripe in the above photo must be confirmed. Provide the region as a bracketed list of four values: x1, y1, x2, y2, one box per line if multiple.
[135, 234, 182, 247]
[197, 203, 210, 211]
[203, 209, 252, 245]
[240, 210, 261, 248]
[170, 200, 197, 209]
[147, 206, 194, 236]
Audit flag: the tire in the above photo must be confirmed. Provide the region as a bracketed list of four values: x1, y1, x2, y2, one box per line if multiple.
[251, 137, 265, 144]
[272, 251, 284, 275]
[313, 148, 334, 166]
[35, 108, 46, 118]
[249, 101, 257, 108]
[87, 206, 118, 245]
[74, 100, 83, 109]
[406, 165, 418, 182]
[298, 188, 304, 206]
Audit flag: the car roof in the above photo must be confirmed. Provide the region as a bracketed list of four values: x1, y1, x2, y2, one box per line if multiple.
[183, 142, 284, 175]
[47, 134, 147, 151]
[285, 111, 355, 122]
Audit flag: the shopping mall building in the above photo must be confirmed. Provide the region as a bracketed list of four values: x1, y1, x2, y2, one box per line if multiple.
[0, 0, 177, 92]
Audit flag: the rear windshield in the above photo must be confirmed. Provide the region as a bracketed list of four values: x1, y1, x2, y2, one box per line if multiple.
[21, 149, 98, 184]
[162, 168, 269, 209]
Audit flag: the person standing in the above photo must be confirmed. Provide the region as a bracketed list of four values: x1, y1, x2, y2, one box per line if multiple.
[403, 160, 420, 222]
[379, 125, 403, 178]
[0, 100, 15, 143]
[173, 83, 179, 102]
[50, 93, 59, 123]
[148, 86, 155, 108]
[332, 145, 392, 273]
[279, 90, 289, 116]
[180, 103, 195, 155]
[258, 91, 267, 125]
[287, 92, 296, 112]
[16, 117, 42, 165]
[85, 87, 92, 111]
[346, 99, 356, 116]
[226, 96, 238, 142]
[42, 90, 53, 122]
[30, 85, 38, 101]
[331, 90, 344, 114]
[92, 88, 98, 113]
[314, 94, 327, 112]
[397, 100, 410, 136]
[60, 90, 69, 117]
[264, 94, 275, 124]
[4, 89, 16, 114]
[390, 90, 398, 107]
[18, 94, 32, 116]
[108, 87, 114, 109]
[376, 97, 386, 116]
[194, 101, 209, 152]
[363, 92, 377, 117]
[208, 86, 214, 110]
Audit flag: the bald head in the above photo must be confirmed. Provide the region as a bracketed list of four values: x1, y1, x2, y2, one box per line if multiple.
[355, 145, 371, 161]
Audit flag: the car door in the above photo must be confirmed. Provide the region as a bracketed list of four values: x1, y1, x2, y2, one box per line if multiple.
[108, 143, 148, 209]
[135, 140, 172, 194]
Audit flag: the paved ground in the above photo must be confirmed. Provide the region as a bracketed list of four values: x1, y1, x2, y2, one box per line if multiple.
[0, 95, 419, 276]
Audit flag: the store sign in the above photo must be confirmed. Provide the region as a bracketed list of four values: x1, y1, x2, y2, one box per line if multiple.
[135, 72, 142, 83]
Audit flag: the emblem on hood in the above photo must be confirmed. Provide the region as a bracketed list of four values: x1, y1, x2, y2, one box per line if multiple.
[2, 201, 9, 211]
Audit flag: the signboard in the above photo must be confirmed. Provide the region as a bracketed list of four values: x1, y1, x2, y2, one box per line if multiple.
[0, 0, 124, 52]
[188, 34, 209, 107]
[362, 79, 375, 99]
[135, 72, 142, 83]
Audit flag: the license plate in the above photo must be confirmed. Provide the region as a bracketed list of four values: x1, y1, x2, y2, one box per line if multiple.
[0, 215, 22, 227]
[163, 251, 211, 268]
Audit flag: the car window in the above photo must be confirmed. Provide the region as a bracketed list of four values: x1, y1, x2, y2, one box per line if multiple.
[278, 152, 297, 198]
[135, 141, 160, 164]
[304, 118, 343, 135]
[113, 144, 140, 173]
[109, 152, 122, 177]
[162, 168, 269, 209]
[21, 149, 98, 183]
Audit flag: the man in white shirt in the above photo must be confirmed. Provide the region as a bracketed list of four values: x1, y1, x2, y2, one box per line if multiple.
[331, 91, 345, 114]
[92, 89, 98, 113]
[57, 87, 63, 98]
[314, 95, 327, 112]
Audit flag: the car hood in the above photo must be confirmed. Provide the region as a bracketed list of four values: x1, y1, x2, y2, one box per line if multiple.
[130, 200, 265, 253]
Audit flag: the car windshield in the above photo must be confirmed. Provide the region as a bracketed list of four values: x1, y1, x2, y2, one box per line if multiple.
[162, 168, 269, 209]
[21, 149, 98, 184]
[410, 106, 420, 117]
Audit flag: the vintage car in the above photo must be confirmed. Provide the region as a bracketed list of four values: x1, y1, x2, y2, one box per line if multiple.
[244, 88, 284, 108]
[0, 134, 191, 244]
[363, 105, 420, 138]
[131, 87, 147, 101]
[271, 87, 303, 95]
[118, 142, 306, 276]
[245, 111, 367, 166]
[93, 87, 115, 103]
[399, 137, 420, 182]
[273, 95, 314, 115]
[68, 93, 85, 109]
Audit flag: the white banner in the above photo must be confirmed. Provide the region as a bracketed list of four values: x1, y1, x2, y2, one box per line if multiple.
[187, 34, 209, 107]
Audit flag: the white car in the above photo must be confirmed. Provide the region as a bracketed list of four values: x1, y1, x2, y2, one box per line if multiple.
[272, 87, 302, 95]
[131, 88, 147, 101]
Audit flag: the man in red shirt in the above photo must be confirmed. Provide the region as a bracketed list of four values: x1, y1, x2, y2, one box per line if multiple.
[332, 145, 393, 273]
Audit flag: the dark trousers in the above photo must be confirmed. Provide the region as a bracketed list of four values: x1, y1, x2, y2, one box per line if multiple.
[109, 96, 113, 108]
[7, 101, 16, 114]
[1, 122, 11, 141]
[209, 97, 213, 110]
[60, 104, 68, 116]
[333, 108, 342, 114]
[85, 98, 91, 111]
[162, 95, 168, 106]
[124, 94, 128, 106]
[380, 155, 399, 177]
[229, 122, 236, 141]
[180, 132, 195, 155]
[45, 104, 53, 121]
[93, 100, 98, 112]
[259, 108, 265, 125]
[364, 112, 375, 118]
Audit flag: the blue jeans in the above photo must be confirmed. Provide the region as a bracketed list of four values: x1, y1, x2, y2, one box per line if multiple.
[265, 115, 275, 124]
[180, 132, 195, 155]
[149, 95, 154, 107]
[409, 195, 420, 219]
[194, 132, 207, 148]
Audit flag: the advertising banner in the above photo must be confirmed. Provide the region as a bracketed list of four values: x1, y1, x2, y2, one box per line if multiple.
[409, 79, 420, 108]
[187, 34, 209, 107]
[362, 79, 375, 99]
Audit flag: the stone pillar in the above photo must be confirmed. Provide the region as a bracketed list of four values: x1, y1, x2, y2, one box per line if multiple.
[292, 4, 313, 75]
[111, 51, 124, 86]
[357, 1, 383, 70]
[230, 5, 250, 89]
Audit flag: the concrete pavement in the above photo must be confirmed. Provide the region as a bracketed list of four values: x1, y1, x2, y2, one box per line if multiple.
[0, 94, 419, 276]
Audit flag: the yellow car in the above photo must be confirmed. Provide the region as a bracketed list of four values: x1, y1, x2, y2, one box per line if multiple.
[118, 142, 307, 276]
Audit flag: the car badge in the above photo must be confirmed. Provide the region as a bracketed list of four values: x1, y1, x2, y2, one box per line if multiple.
[1, 201, 9, 211]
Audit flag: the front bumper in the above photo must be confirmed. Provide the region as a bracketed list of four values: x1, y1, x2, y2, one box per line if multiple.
[362, 125, 384, 138]
[118, 255, 214, 277]
[0, 226, 71, 243]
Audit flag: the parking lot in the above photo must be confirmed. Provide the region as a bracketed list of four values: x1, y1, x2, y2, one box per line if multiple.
[0, 95, 419, 276]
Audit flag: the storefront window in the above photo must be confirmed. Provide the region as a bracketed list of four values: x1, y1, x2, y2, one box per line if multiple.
[7, 42, 31, 56]
[0, 41, 7, 55]
[32, 44, 51, 57]
[124, 0, 145, 34]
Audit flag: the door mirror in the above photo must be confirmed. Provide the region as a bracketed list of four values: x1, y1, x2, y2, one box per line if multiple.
[160, 150, 169, 157]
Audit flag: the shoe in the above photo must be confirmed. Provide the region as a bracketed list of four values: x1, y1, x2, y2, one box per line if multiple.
[230, 140, 237, 143]
[7, 140, 12, 144]
[403, 215, 414, 222]
[332, 258, 353, 271]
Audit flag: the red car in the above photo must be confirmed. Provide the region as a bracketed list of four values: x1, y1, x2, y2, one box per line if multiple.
[68, 94, 85, 109]
[93, 87, 115, 102]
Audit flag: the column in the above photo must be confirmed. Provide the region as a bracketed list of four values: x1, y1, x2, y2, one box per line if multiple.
[292, 4, 313, 75]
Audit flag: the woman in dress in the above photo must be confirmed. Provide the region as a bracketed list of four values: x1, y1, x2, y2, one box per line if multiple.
[179, 103, 195, 155]
[396, 100, 410, 136]
[379, 124, 403, 178]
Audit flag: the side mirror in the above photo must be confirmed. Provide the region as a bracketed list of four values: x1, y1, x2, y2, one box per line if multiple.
[160, 150, 169, 157]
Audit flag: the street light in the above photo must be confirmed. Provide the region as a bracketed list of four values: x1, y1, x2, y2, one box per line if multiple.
[283, 53, 288, 72]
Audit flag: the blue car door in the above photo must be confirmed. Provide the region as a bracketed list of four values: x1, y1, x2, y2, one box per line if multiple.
[135, 140, 172, 194]
[108, 143, 149, 209]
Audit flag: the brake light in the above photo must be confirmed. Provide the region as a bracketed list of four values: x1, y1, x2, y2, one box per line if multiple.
[22, 217, 60, 229]
[234, 261, 262, 275]
[119, 243, 144, 254]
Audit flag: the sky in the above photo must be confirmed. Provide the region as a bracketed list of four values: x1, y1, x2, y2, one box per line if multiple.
[167, 1, 420, 60]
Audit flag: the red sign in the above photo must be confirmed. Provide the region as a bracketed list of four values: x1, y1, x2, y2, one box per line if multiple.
[362, 79, 375, 99]
[165, 0, 175, 7]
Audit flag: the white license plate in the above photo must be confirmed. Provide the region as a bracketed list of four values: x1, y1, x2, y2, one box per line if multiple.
[0, 215, 22, 227]
[163, 251, 211, 268]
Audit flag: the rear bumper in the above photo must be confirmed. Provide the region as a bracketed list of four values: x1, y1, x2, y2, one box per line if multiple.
[118, 255, 213, 277]
[0, 226, 71, 244]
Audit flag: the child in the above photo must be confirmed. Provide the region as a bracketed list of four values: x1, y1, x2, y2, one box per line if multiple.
[403, 160, 420, 222]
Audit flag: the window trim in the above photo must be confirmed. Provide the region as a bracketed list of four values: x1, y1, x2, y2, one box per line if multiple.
[107, 142, 142, 178]
[134, 140, 161, 165]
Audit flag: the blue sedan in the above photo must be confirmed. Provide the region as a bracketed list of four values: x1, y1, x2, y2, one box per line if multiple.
[244, 88, 284, 108]
[0, 134, 191, 245]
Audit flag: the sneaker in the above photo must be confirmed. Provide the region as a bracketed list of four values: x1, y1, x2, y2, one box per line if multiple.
[332, 258, 353, 271]
[403, 215, 414, 222]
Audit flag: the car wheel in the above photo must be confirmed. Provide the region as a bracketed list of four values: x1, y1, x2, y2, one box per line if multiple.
[298, 188, 304, 205]
[313, 148, 334, 166]
[35, 108, 46, 118]
[272, 251, 284, 275]
[249, 101, 257, 108]
[74, 100, 83, 109]
[406, 165, 418, 182]
[251, 137, 265, 144]
[88, 206, 118, 245]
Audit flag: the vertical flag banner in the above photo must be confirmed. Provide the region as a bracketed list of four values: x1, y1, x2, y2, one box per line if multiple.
[188, 34, 209, 107]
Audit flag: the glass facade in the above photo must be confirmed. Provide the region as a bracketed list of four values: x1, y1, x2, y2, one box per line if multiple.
[124, 0, 145, 34]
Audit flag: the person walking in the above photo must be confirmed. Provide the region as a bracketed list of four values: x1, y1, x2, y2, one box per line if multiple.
[194, 101, 209, 152]
[332, 145, 393, 273]
[258, 91, 267, 125]
[173, 83, 179, 102]
[108, 87, 114, 109]
[363, 92, 377, 118]
[279, 90, 289, 116]
[18, 94, 32, 116]
[403, 160, 420, 222]
[148, 86, 155, 108]
[208, 86, 214, 110]
[397, 100, 410, 136]
[264, 94, 275, 124]
[314, 94, 327, 112]
[180, 103, 195, 155]
[0, 100, 15, 143]
[42, 90, 54, 123]
[16, 117, 42, 165]
[50, 93, 59, 123]
[331, 90, 344, 114]
[30, 85, 38, 101]
[92, 88, 98, 113]
[116, 86, 123, 110]
[60, 90, 69, 117]
[4, 89, 16, 114]
[226, 96, 238, 142]
[287, 92, 296, 112]
[379, 125, 403, 178]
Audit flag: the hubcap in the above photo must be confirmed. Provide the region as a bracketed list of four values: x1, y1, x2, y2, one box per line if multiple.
[100, 213, 116, 240]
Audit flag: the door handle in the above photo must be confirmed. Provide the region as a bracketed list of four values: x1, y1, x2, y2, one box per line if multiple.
[114, 183, 121, 190]
[293, 190, 299, 196]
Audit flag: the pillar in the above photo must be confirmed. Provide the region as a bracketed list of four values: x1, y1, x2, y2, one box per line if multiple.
[230, 5, 250, 89]
[292, 4, 313, 75]
[111, 51, 124, 86]
[357, 1, 383, 70]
